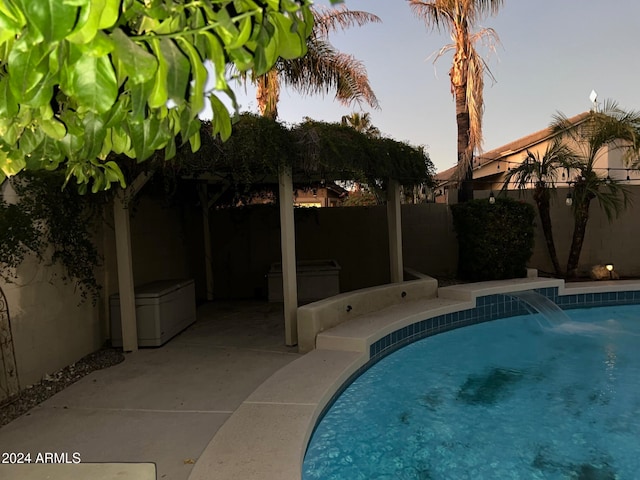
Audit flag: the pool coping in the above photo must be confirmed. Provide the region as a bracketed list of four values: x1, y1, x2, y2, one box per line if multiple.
[187, 278, 640, 480]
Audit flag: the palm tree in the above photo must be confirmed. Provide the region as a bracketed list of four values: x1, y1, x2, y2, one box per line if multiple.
[501, 141, 576, 277]
[341, 112, 381, 137]
[254, 6, 381, 120]
[409, 0, 503, 202]
[552, 101, 640, 277]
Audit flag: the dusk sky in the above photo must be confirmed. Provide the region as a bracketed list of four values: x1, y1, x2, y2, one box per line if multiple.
[217, 0, 640, 173]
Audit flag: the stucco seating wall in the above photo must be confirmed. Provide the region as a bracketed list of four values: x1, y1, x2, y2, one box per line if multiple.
[296, 277, 439, 353]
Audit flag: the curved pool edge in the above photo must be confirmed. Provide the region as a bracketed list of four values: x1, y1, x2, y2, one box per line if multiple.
[188, 278, 640, 480]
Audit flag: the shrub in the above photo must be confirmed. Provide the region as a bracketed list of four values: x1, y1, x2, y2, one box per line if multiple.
[451, 197, 535, 281]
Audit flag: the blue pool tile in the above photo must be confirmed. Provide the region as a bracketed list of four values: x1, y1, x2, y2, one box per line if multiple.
[368, 289, 640, 365]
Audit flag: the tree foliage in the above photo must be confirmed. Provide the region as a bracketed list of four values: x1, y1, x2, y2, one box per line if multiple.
[170, 114, 435, 194]
[252, 5, 381, 119]
[341, 112, 380, 137]
[0, 0, 325, 192]
[551, 101, 640, 277]
[501, 141, 576, 276]
[452, 197, 535, 281]
[1, 172, 106, 302]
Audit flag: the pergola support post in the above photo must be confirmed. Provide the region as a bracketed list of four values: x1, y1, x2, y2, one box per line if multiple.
[198, 183, 215, 301]
[278, 166, 298, 346]
[113, 172, 152, 353]
[387, 178, 404, 283]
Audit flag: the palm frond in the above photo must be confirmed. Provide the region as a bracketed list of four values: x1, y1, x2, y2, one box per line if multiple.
[312, 6, 381, 38]
[278, 39, 380, 110]
[249, 5, 381, 119]
[409, 1, 454, 32]
[410, 0, 504, 32]
[500, 141, 577, 192]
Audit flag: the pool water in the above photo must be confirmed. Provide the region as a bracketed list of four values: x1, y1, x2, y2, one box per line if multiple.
[303, 304, 640, 479]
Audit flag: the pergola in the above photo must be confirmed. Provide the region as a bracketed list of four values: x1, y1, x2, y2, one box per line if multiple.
[113, 116, 434, 351]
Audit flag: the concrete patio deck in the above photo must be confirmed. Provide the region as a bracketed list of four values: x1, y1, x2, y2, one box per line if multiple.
[0, 301, 299, 480]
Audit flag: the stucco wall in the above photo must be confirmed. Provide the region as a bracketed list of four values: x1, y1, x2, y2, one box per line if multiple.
[3, 257, 104, 390]
[198, 203, 457, 300]
[0, 182, 102, 396]
[194, 186, 640, 299]
[526, 186, 640, 277]
[102, 194, 195, 301]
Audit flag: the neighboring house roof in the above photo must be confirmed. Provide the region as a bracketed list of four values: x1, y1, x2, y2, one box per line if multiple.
[434, 111, 591, 185]
[475, 112, 590, 169]
[434, 165, 458, 188]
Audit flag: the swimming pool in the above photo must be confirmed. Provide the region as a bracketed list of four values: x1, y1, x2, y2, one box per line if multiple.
[303, 304, 640, 479]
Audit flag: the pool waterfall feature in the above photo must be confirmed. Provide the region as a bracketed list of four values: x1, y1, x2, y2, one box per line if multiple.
[508, 289, 572, 327]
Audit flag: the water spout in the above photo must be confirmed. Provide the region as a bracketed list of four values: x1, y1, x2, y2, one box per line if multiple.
[509, 290, 571, 329]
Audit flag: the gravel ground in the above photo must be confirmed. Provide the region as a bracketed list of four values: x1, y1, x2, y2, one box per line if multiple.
[0, 348, 124, 428]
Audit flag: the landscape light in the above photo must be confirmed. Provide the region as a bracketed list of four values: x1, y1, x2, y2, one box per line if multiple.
[606, 264, 614, 279]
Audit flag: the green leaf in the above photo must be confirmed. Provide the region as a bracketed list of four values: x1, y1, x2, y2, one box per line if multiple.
[7, 40, 53, 105]
[129, 80, 153, 122]
[104, 160, 126, 187]
[209, 94, 231, 141]
[111, 28, 158, 84]
[227, 14, 253, 49]
[0, 149, 26, 176]
[0, 77, 19, 117]
[125, 115, 171, 161]
[148, 38, 190, 108]
[25, 135, 64, 170]
[0, 8, 23, 44]
[164, 136, 176, 160]
[67, 0, 119, 44]
[177, 38, 206, 117]
[110, 127, 131, 155]
[40, 117, 67, 140]
[280, 0, 303, 13]
[179, 107, 201, 144]
[202, 32, 227, 90]
[189, 130, 201, 152]
[270, 12, 306, 59]
[228, 47, 254, 72]
[158, 38, 191, 102]
[77, 31, 114, 57]
[59, 133, 85, 160]
[61, 46, 118, 113]
[81, 112, 106, 159]
[1, 123, 22, 146]
[14, 0, 78, 44]
[211, 8, 238, 46]
[17, 127, 44, 155]
[103, 96, 130, 128]
[147, 38, 169, 108]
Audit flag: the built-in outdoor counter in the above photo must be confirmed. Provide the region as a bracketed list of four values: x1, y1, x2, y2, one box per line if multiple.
[267, 260, 341, 303]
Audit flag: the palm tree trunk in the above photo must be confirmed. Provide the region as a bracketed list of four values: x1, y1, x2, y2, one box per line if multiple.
[256, 70, 280, 120]
[566, 199, 591, 278]
[533, 186, 562, 276]
[455, 84, 474, 203]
